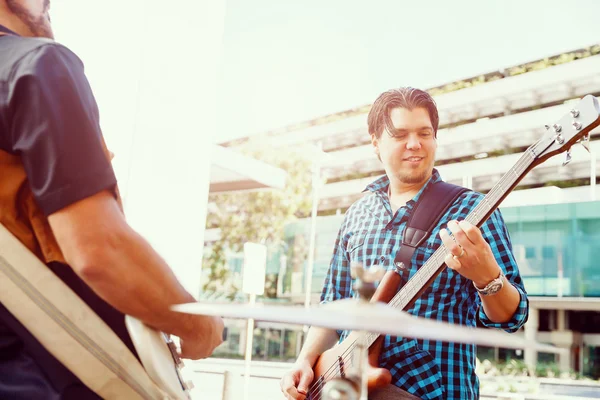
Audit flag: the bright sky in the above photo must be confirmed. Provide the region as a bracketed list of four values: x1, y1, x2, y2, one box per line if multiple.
[216, 0, 600, 141]
[50, 0, 600, 145]
[49, 0, 227, 295]
[43, 0, 600, 294]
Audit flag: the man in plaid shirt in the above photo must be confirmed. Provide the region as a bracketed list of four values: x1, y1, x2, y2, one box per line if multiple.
[280, 87, 529, 400]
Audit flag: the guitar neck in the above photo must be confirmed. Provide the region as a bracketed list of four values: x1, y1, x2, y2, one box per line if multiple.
[364, 148, 538, 347]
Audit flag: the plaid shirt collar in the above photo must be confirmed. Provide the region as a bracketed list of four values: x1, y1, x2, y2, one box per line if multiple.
[363, 168, 443, 207]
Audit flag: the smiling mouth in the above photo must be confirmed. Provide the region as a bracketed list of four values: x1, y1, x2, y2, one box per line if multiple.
[404, 157, 424, 161]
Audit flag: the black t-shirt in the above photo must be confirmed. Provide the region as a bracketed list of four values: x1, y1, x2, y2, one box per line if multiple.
[0, 24, 117, 215]
[0, 25, 135, 399]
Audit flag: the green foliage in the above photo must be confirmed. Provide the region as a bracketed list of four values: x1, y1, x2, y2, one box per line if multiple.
[224, 44, 600, 152]
[535, 361, 561, 378]
[202, 138, 313, 298]
[429, 44, 600, 97]
[478, 358, 591, 381]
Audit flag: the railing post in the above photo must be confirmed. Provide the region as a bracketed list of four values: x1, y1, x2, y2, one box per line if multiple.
[222, 370, 232, 400]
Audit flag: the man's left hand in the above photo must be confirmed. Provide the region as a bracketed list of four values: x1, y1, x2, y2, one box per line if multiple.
[439, 220, 501, 287]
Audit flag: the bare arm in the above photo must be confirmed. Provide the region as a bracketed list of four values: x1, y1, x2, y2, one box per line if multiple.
[477, 275, 521, 323]
[442, 219, 524, 324]
[280, 326, 339, 399]
[48, 190, 223, 359]
[296, 326, 340, 366]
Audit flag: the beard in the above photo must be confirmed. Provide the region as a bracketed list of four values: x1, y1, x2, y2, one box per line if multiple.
[397, 169, 430, 185]
[6, 0, 54, 39]
[395, 159, 434, 185]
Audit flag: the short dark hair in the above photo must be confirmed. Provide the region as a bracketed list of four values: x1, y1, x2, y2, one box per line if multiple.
[367, 87, 439, 139]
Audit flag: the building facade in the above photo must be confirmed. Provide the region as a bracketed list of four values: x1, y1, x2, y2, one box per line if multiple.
[209, 44, 600, 377]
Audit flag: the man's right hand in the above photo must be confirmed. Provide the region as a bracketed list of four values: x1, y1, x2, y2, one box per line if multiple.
[280, 359, 314, 400]
[179, 315, 224, 360]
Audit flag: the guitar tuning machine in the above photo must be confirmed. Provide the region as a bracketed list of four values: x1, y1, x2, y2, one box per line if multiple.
[562, 148, 572, 167]
[580, 134, 591, 153]
[548, 122, 565, 144]
[350, 262, 386, 301]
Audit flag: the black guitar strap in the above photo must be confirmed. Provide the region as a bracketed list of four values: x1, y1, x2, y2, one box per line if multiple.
[394, 181, 470, 268]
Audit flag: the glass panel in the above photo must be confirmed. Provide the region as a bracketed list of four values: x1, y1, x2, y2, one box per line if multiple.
[582, 346, 600, 378]
[277, 200, 600, 297]
[502, 200, 600, 297]
[477, 346, 496, 362]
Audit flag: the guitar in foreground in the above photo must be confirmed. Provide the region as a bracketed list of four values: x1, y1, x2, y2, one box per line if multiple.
[126, 317, 194, 400]
[0, 220, 193, 399]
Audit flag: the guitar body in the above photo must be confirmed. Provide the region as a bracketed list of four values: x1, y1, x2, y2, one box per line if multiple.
[309, 270, 401, 399]
[125, 316, 192, 400]
[313, 333, 391, 393]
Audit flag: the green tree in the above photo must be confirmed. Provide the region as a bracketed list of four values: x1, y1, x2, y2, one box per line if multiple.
[202, 137, 314, 299]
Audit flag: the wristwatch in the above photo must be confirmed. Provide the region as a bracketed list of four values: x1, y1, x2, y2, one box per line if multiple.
[473, 270, 505, 296]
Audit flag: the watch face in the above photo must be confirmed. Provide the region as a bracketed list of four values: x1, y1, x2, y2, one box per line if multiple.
[473, 272, 505, 295]
[485, 281, 503, 295]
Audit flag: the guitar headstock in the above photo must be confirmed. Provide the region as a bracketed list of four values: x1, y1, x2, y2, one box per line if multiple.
[531, 95, 600, 164]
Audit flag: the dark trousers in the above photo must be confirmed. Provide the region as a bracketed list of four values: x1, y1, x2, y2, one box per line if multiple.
[0, 262, 137, 399]
[370, 385, 422, 400]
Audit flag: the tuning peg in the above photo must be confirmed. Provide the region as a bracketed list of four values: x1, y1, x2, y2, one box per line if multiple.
[544, 124, 551, 130]
[553, 124, 562, 133]
[555, 133, 565, 144]
[562, 149, 572, 166]
[351, 262, 385, 283]
[581, 134, 590, 153]
[572, 121, 582, 130]
[570, 109, 580, 118]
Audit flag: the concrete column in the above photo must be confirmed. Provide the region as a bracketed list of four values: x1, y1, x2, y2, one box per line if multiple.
[560, 345, 571, 373]
[553, 310, 577, 372]
[53, 2, 227, 298]
[118, 0, 227, 298]
[524, 307, 539, 369]
[557, 309, 567, 331]
[558, 309, 570, 373]
[239, 323, 248, 356]
[280, 329, 285, 360]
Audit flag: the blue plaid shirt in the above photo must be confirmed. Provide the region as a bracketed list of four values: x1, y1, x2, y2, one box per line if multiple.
[320, 169, 529, 400]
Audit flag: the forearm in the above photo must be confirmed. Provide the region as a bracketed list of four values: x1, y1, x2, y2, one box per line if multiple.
[297, 326, 340, 366]
[478, 279, 521, 323]
[48, 191, 220, 340]
[76, 226, 217, 339]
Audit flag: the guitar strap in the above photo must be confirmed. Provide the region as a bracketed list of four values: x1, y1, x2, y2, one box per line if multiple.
[0, 223, 168, 399]
[0, 31, 167, 400]
[394, 181, 470, 268]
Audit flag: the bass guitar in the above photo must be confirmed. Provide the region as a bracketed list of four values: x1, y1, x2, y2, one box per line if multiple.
[308, 95, 600, 399]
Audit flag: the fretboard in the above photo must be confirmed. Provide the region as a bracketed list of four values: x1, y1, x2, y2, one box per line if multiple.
[364, 148, 537, 346]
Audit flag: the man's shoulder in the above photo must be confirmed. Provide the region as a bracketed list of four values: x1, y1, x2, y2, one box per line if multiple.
[444, 185, 484, 205]
[338, 192, 381, 232]
[0, 36, 53, 65]
[0, 37, 81, 78]
[346, 191, 379, 215]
